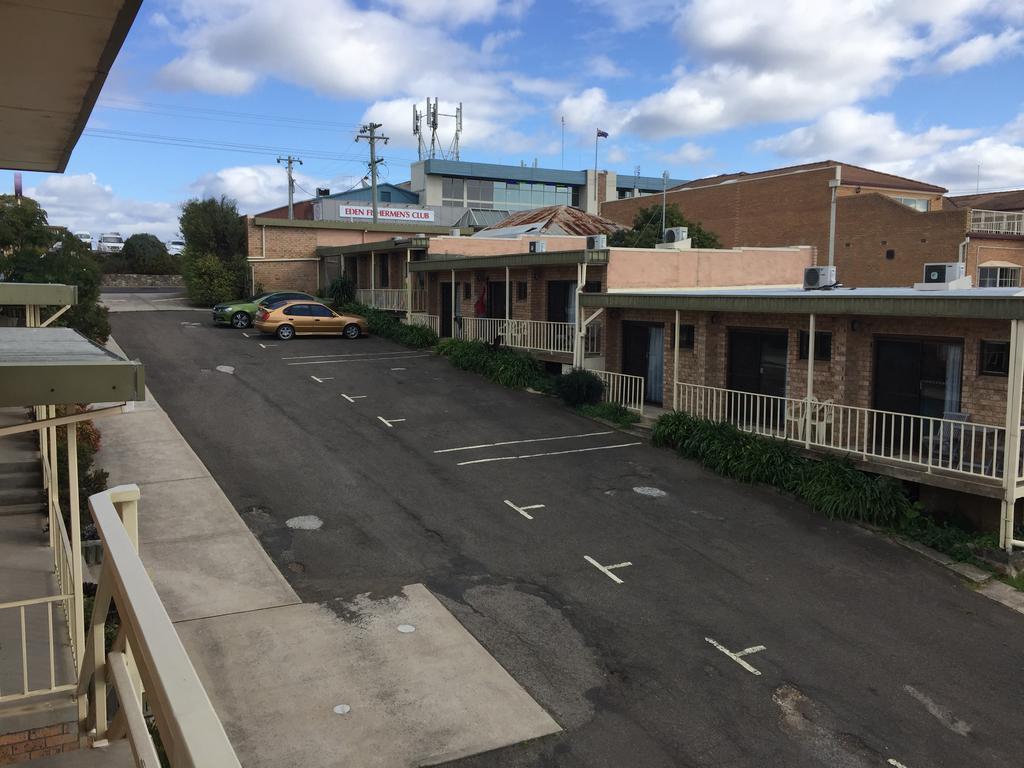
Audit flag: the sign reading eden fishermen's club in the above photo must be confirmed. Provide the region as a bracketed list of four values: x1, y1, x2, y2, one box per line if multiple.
[340, 206, 437, 222]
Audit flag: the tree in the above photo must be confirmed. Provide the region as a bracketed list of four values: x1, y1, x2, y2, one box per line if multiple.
[0, 199, 110, 343]
[608, 203, 722, 249]
[121, 233, 177, 274]
[179, 196, 247, 305]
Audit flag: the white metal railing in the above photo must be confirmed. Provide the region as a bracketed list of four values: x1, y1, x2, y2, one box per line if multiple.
[79, 485, 241, 767]
[675, 383, 1007, 481]
[0, 594, 76, 704]
[970, 209, 1024, 236]
[407, 313, 440, 335]
[356, 288, 426, 312]
[458, 317, 602, 355]
[592, 370, 645, 415]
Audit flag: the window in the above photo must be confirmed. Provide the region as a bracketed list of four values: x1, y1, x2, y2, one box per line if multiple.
[463, 281, 471, 300]
[441, 177, 464, 205]
[309, 304, 334, 317]
[980, 340, 1010, 376]
[979, 266, 1021, 288]
[380, 191, 391, 202]
[516, 281, 527, 301]
[798, 330, 832, 361]
[885, 249, 895, 260]
[284, 304, 310, 316]
[582, 280, 601, 293]
[379, 257, 389, 288]
[892, 195, 929, 211]
[678, 324, 695, 349]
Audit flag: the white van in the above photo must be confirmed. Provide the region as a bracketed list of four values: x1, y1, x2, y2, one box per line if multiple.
[97, 232, 124, 253]
[74, 232, 92, 249]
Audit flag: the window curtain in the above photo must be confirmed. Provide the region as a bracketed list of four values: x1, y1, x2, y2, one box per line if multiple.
[646, 326, 665, 403]
[944, 342, 963, 414]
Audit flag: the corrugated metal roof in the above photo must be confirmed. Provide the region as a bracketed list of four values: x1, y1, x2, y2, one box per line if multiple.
[672, 160, 946, 195]
[477, 205, 624, 237]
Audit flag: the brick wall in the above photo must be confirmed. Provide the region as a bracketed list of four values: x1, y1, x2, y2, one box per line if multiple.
[0, 722, 78, 764]
[251, 260, 319, 293]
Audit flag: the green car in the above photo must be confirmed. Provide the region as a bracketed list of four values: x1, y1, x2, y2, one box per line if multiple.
[212, 291, 319, 329]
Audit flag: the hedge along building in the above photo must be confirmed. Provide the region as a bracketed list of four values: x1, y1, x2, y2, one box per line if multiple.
[600, 160, 1024, 290]
[243, 215, 451, 294]
[579, 285, 1024, 550]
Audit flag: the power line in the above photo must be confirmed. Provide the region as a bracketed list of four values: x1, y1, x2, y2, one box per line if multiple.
[96, 97, 361, 131]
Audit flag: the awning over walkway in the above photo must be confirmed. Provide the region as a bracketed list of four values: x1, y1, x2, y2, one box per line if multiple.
[0, 0, 142, 172]
[317, 237, 430, 257]
[0, 328, 144, 406]
[409, 249, 608, 273]
[0, 282, 78, 306]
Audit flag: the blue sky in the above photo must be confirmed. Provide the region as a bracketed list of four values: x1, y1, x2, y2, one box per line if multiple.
[15, 0, 1024, 239]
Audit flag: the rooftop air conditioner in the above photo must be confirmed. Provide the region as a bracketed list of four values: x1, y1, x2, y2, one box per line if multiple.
[923, 262, 965, 284]
[586, 234, 608, 250]
[664, 226, 688, 243]
[449, 228, 461, 236]
[529, 240, 547, 253]
[803, 266, 837, 290]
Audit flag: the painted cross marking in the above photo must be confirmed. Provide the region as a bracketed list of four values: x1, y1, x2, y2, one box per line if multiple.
[503, 499, 546, 520]
[341, 394, 367, 403]
[705, 637, 767, 676]
[377, 416, 407, 428]
[583, 555, 632, 584]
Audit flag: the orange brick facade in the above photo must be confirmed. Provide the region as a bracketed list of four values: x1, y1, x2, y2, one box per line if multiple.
[0, 722, 78, 764]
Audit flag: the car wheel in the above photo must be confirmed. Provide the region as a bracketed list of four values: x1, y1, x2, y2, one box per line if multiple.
[276, 324, 295, 340]
[231, 311, 251, 329]
[343, 323, 361, 339]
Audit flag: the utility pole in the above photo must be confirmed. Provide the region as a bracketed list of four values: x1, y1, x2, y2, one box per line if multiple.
[356, 123, 389, 224]
[276, 155, 302, 220]
[561, 116, 565, 169]
[661, 170, 669, 236]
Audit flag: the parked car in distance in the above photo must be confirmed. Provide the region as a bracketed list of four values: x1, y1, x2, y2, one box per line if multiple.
[97, 232, 124, 253]
[74, 232, 93, 249]
[212, 291, 319, 329]
[166, 239, 185, 256]
[254, 300, 367, 341]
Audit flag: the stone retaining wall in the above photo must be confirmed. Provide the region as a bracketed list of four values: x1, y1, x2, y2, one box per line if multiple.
[101, 273, 184, 289]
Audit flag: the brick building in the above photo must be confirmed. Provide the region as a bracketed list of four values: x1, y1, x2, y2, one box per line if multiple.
[601, 160, 1024, 290]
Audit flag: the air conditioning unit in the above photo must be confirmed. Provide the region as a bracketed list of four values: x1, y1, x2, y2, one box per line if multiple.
[586, 234, 608, 250]
[449, 227, 461, 237]
[528, 240, 547, 253]
[923, 262, 965, 284]
[803, 266, 837, 290]
[664, 227, 688, 243]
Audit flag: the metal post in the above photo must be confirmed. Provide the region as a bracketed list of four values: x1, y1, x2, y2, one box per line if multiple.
[661, 171, 669, 238]
[406, 249, 412, 323]
[805, 314, 816, 447]
[67, 422, 84, 671]
[1000, 318, 1024, 550]
[451, 269, 456, 339]
[827, 166, 841, 268]
[673, 310, 680, 411]
[370, 252, 375, 292]
[504, 266, 510, 329]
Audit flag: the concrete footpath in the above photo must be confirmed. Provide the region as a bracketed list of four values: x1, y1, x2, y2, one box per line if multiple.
[94, 338, 559, 767]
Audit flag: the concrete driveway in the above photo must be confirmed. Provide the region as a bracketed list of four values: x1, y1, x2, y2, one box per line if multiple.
[110, 311, 1024, 768]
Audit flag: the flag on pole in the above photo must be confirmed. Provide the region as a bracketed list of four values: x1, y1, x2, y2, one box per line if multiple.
[596, 129, 609, 139]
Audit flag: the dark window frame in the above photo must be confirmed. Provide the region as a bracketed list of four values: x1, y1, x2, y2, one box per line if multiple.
[798, 330, 833, 361]
[678, 324, 695, 349]
[979, 339, 1010, 376]
[516, 281, 527, 301]
[463, 281, 472, 300]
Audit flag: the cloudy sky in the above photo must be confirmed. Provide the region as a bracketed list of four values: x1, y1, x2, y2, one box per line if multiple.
[13, 0, 1024, 240]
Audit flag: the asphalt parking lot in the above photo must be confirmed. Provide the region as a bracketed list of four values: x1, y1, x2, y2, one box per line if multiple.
[111, 311, 1024, 768]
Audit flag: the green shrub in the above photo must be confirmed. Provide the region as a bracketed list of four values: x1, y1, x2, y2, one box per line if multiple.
[434, 337, 549, 390]
[554, 369, 604, 406]
[182, 252, 244, 306]
[120, 233, 178, 274]
[651, 410, 694, 448]
[578, 402, 641, 427]
[328, 275, 356, 306]
[338, 301, 439, 349]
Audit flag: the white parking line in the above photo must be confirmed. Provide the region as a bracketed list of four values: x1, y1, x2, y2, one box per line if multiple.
[391, 367, 406, 371]
[887, 760, 910, 768]
[503, 499, 545, 520]
[152, 297, 187, 302]
[583, 555, 632, 584]
[456, 441, 641, 466]
[704, 637, 766, 676]
[287, 354, 430, 366]
[310, 375, 335, 383]
[259, 343, 277, 349]
[242, 332, 250, 338]
[341, 394, 367, 403]
[377, 416, 406, 428]
[281, 350, 423, 361]
[435, 431, 614, 454]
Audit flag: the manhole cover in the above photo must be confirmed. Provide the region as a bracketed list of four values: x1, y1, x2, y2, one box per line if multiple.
[286, 515, 323, 530]
[633, 486, 667, 498]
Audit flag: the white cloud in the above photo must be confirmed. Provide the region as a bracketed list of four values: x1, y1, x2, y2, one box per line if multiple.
[375, 0, 531, 26]
[663, 141, 712, 164]
[28, 174, 181, 241]
[481, 29, 520, 54]
[560, 0, 1020, 140]
[582, 0, 680, 30]
[915, 137, 1024, 193]
[937, 27, 1023, 72]
[189, 165, 323, 212]
[587, 54, 628, 78]
[756, 107, 976, 174]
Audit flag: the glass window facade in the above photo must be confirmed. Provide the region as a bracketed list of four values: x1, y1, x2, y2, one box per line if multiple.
[440, 176, 581, 210]
[979, 266, 1021, 287]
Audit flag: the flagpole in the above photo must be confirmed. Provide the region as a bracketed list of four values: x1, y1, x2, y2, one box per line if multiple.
[593, 130, 599, 213]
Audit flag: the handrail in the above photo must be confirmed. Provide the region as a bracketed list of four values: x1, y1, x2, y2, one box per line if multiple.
[591, 369, 645, 414]
[81, 486, 241, 768]
[459, 317, 602, 355]
[0, 594, 76, 703]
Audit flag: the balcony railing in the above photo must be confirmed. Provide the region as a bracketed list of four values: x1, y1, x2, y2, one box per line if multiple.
[675, 383, 1006, 481]
[407, 313, 440, 335]
[356, 288, 426, 312]
[80, 486, 241, 767]
[458, 317, 602, 355]
[592, 370, 645, 414]
[969, 209, 1024, 236]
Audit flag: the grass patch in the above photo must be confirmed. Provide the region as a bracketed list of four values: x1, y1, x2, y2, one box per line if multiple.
[1000, 571, 1024, 591]
[577, 402, 640, 428]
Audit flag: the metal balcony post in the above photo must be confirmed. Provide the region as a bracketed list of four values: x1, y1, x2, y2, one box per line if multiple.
[805, 314, 815, 448]
[1000, 319, 1024, 551]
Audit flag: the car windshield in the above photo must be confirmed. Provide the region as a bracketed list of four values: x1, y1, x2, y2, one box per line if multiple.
[100, 236, 122, 243]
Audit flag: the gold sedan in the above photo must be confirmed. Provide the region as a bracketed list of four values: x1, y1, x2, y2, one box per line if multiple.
[254, 300, 368, 341]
